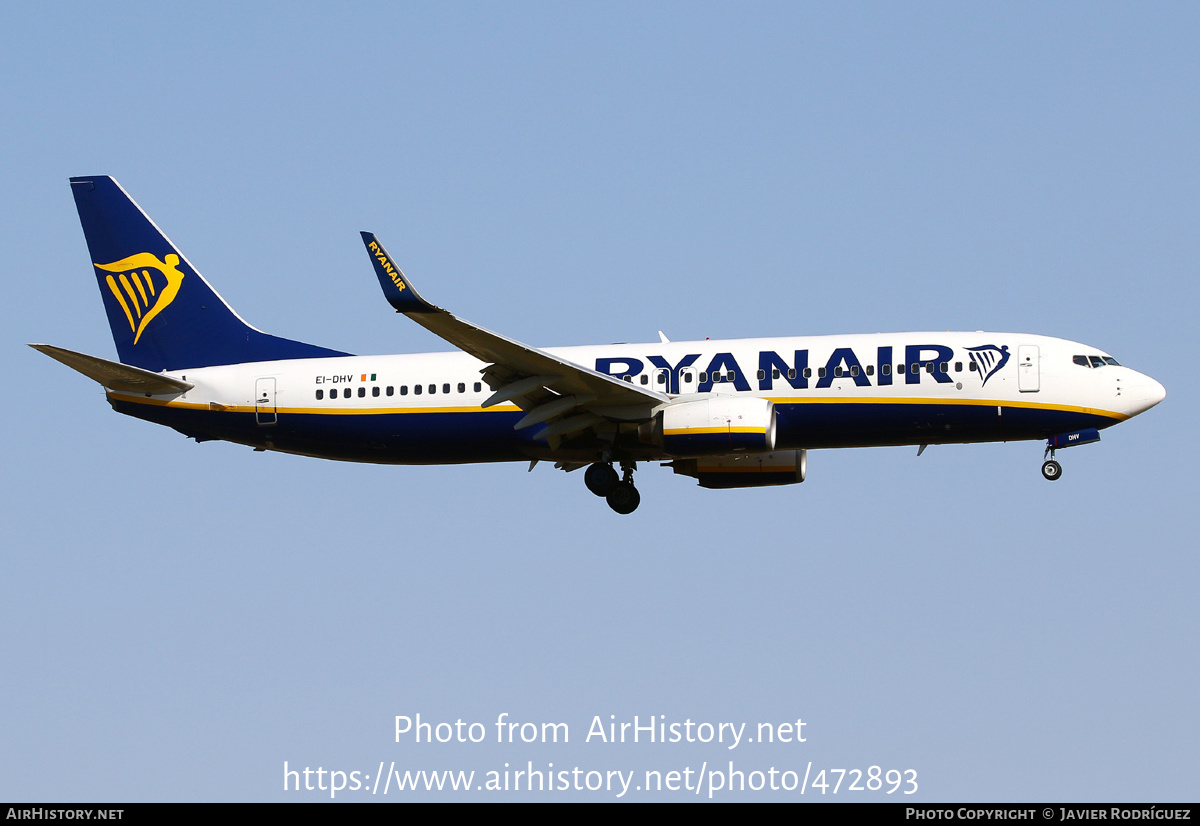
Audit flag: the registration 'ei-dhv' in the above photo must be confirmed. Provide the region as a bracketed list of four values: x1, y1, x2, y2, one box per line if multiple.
[33, 177, 1166, 514]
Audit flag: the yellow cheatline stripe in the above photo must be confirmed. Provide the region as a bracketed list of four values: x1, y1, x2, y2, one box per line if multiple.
[765, 395, 1127, 421]
[109, 392, 1124, 422]
[108, 393, 521, 416]
[105, 275, 136, 331]
[277, 404, 516, 416]
[664, 427, 766, 436]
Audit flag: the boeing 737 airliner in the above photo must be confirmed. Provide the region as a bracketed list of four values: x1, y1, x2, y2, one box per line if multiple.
[33, 176, 1165, 513]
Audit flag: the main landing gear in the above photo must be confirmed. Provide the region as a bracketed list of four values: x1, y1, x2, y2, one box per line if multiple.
[585, 461, 640, 514]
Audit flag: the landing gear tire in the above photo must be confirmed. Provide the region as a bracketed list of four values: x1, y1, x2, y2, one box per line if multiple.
[1041, 460, 1062, 481]
[585, 462, 620, 497]
[606, 481, 641, 514]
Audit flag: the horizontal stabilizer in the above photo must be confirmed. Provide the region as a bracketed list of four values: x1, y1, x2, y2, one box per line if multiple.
[29, 344, 193, 394]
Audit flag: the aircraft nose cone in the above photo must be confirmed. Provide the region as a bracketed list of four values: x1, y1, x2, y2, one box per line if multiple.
[1126, 374, 1166, 416]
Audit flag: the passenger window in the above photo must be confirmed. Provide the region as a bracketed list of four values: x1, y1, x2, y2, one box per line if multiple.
[387, 386, 394, 396]
[939, 362, 948, 373]
[925, 363, 934, 374]
[882, 364, 891, 376]
[803, 368, 812, 378]
[358, 387, 366, 397]
[818, 367, 827, 378]
[429, 384, 436, 394]
[414, 385, 422, 395]
[458, 382, 465, 393]
[850, 366, 859, 377]
[897, 364, 906, 374]
[728, 371, 737, 381]
[954, 362, 962, 372]
[772, 369, 780, 379]
[866, 365, 874, 376]
[315, 389, 323, 400]
[372, 386, 380, 397]
[443, 383, 450, 394]
[699, 372, 708, 383]
[683, 372, 693, 383]
[400, 386, 408, 395]
[834, 366, 843, 377]
[474, 382, 482, 392]
[787, 369, 796, 379]
[969, 362, 977, 371]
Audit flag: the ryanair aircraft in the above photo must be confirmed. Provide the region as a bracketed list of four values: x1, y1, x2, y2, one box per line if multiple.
[33, 176, 1165, 514]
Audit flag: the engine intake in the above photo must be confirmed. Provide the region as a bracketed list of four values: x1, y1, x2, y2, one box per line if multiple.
[645, 396, 777, 457]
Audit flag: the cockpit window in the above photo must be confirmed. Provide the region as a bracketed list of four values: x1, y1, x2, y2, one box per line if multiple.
[1074, 354, 1121, 368]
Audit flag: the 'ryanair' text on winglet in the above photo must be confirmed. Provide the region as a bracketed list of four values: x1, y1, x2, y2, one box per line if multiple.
[360, 232, 436, 314]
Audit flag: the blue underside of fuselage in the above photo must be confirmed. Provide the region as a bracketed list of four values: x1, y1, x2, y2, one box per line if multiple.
[110, 398, 1119, 463]
[772, 402, 1116, 449]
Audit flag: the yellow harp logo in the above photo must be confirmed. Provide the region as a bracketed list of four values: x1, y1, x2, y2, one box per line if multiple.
[95, 253, 186, 344]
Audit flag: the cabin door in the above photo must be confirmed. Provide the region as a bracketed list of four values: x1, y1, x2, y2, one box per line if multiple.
[255, 377, 277, 425]
[1018, 346, 1040, 393]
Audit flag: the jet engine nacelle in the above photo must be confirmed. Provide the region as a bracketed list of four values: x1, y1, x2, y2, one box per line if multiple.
[641, 396, 777, 458]
[671, 449, 807, 489]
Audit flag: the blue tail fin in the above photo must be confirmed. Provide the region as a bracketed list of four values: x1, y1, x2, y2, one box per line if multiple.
[70, 176, 350, 372]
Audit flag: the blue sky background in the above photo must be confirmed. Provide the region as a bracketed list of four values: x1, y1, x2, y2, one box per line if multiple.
[2, 2, 1197, 801]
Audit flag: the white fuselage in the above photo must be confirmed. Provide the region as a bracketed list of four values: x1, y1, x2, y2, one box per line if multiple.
[105, 331, 1164, 465]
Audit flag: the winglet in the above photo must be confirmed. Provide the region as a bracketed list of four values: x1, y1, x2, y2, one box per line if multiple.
[360, 232, 437, 314]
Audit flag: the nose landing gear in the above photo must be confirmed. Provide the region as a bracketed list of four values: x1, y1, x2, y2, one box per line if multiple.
[1041, 428, 1102, 481]
[1041, 458, 1063, 481]
[1042, 442, 1063, 480]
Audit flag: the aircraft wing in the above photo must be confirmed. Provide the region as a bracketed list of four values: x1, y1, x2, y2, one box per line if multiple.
[360, 233, 666, 439]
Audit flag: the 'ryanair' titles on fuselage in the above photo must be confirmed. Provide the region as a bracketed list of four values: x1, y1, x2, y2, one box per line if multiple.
[595, 342, 1011, 395]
